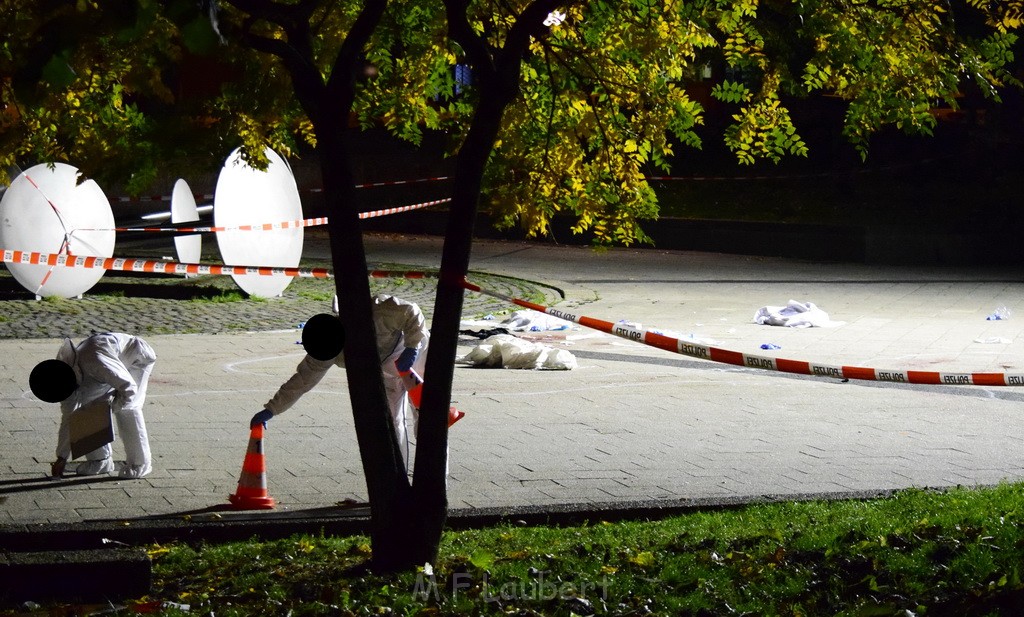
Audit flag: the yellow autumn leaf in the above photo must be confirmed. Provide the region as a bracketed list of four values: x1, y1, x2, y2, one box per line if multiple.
[629, 551, 656, 567]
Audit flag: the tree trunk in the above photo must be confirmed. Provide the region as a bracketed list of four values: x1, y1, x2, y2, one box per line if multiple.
[409, 91, 510, 566]
[317, 121, 415, 572]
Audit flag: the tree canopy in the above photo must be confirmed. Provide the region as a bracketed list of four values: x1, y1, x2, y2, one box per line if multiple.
[4, 1, 1019, 244]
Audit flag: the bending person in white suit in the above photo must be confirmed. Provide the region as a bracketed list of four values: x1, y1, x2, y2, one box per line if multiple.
[30, 332, 157, 479]
[251, 294, 428, 467]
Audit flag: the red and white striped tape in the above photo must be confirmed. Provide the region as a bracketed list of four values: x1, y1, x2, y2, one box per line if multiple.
[360, 198, 450, 217]
[107, 176, 452, 203]
[458, 278, 1024, 388]
[308, 176, 451, 191]
[100, 218, 328, 234]
[3, 255, 1016, 387]
[86, 198, 451, 233]
[109, 194, 211, 204]
[0, 252, 432, 279]
[1, 249, 331, 279]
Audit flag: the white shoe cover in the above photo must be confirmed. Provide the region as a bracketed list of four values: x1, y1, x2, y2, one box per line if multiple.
[118, 462, 152, 479]
[76, 458, 114, 476]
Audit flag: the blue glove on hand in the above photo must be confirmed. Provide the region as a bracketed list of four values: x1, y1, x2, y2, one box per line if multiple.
[395, 347, 418, 373]
[250, 409, 274, 428]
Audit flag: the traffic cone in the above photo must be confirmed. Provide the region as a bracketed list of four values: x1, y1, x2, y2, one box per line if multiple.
[448, 406, 465, 427]
[398, 368, 465, 427]
[399, 368, 425, 408]
[228, 423, 276, 510]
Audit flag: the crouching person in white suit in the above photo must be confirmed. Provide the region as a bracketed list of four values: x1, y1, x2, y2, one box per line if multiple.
[30, 332, 157, 479]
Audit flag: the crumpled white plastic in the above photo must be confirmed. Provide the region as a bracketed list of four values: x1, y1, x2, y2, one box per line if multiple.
[501, 309, 574, 332]
[753, 300, 843, 328]
[457, 334, 577, 370]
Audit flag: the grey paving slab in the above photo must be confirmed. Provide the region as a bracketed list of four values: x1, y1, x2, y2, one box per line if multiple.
[1, 233, 1024, 530]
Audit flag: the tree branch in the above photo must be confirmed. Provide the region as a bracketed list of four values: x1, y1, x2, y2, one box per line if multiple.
[224, 0, 318, 28]
[445, 0, 495, 75]
[325, 0, 388, 102]
[223, 0, 324, 118]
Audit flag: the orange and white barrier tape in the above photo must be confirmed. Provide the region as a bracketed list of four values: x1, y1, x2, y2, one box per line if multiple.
[363, 269, 1024, 387]
[108, 176, 452, 203]
[0, 252, 433, 280]
[98, 217, 329, 234]
[457, 277, 1024, 387]
[109, 193, 212, 204]
[86, 198, 451, 233]
[309, 176, 451, 191]
[1, 249, 331, 279]
[359, 198, 450, 220]
[5, 254, 1015, 387]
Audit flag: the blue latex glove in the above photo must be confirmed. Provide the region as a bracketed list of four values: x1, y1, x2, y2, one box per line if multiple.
[250, 409, 274, 428]
[395, 347, 418, 373]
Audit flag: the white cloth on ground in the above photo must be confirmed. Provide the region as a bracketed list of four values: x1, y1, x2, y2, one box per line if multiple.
[753, 300, 842, 328]
[457, 334, 577, 370]
[501, 310, 574, 332]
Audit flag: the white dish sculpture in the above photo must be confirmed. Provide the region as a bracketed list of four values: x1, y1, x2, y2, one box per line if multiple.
[0, 163, 115, 298]
[214, 148, 303, 297]
[171, 178, 202, 266]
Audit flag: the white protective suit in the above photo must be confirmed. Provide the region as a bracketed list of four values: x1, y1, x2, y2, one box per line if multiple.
[265, 294, 428, 462]
[56, 333, 157, 478]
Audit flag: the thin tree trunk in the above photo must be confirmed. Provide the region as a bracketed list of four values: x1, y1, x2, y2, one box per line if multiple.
[410, 92, 509, 566]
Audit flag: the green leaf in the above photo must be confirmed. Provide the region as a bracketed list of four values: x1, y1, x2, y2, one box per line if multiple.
[181, 16, 220, 54]
[469, 549, 494, 569]
[41, 53, 76, 89]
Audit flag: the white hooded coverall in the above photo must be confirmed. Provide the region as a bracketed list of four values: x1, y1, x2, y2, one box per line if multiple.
[56, 333, 157, 476]
[264, 295, 428, 462]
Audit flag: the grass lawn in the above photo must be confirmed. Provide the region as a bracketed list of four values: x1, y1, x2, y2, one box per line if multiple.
[14, 482, 1024, 616]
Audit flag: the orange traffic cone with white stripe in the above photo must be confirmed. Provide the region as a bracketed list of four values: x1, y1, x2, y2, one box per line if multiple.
[399, 368, 465, 427]
[448, 406, 465, 426]
[228, 423, 276, 510]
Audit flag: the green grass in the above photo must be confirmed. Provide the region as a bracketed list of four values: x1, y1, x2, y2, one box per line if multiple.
[189, 290, 250, 304]
[297, 290, 336, 302]
[21, 482, 1020, 616]
[38, 295, 84, 314]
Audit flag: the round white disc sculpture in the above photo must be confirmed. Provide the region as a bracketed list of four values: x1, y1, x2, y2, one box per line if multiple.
[214, 148, 304, 297]
[171, 178, 202, 266]
[0, 163, 115, 298]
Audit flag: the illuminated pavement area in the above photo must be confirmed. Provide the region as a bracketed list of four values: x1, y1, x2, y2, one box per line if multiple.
[2, 232, 1024, 532]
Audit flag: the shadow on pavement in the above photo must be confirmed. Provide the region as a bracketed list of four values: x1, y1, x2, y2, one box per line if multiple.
[0, 475, 120, 495]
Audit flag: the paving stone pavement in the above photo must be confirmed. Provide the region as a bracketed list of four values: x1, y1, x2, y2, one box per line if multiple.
[2, 231, 1024, 531]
